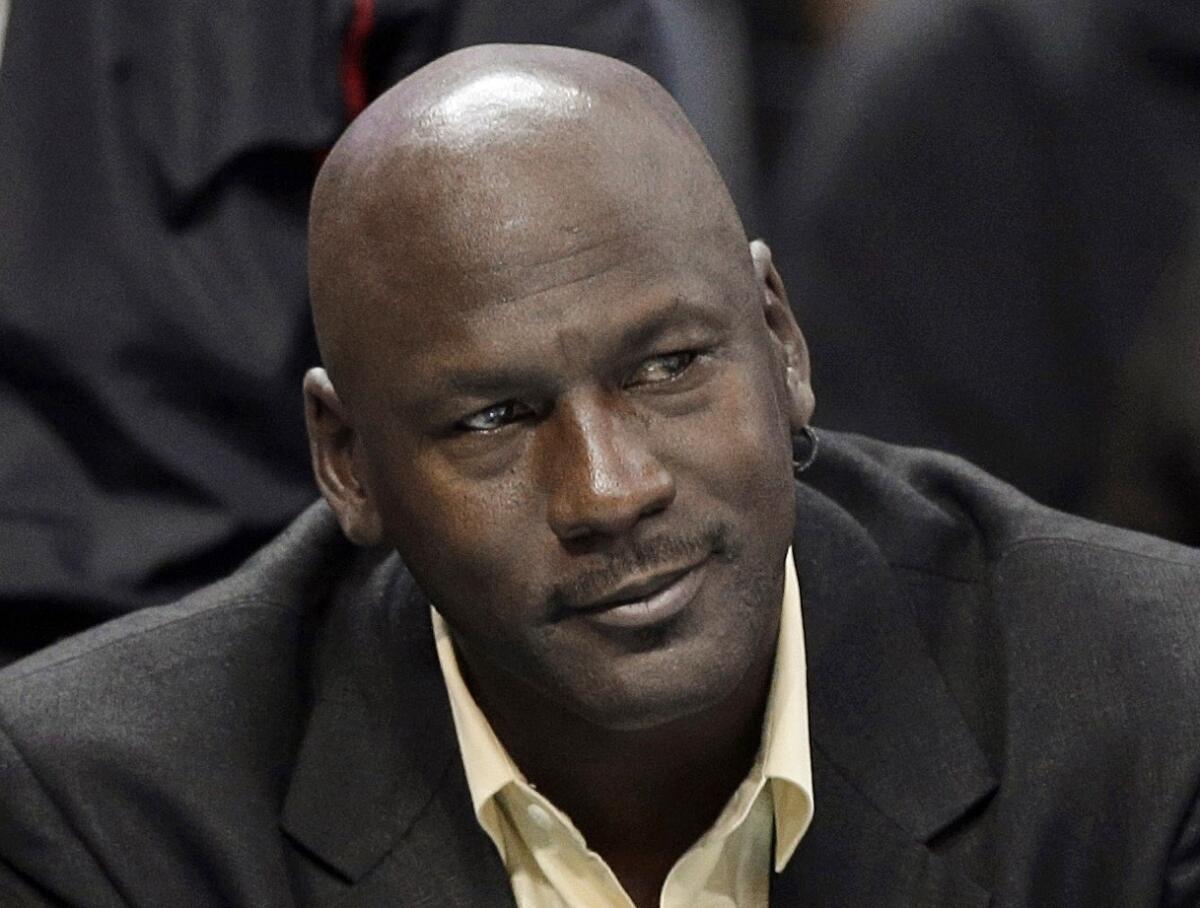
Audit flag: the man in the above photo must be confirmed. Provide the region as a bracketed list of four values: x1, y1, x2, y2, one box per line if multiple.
[1, 44, 1199, 907]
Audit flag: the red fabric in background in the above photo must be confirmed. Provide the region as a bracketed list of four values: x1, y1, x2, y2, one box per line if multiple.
[341, 0, 375, 119]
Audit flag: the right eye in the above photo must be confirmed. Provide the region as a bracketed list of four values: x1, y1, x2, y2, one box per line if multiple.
[457, 400, 533, 432]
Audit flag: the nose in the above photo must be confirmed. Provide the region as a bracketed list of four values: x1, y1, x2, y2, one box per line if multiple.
[543, 395, 676, 542]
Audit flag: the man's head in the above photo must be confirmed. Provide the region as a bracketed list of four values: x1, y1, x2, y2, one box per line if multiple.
[305, 44, 814, 731]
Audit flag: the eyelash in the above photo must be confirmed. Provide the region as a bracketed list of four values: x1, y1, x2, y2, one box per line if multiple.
[455, 349, 704, 434]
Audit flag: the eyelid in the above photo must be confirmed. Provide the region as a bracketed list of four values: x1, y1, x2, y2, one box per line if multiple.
[456, 399, 533, 433]
[626, 349, 701, 386]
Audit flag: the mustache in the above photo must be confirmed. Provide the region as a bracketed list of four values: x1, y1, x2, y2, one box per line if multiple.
[547, 522, 734, 613]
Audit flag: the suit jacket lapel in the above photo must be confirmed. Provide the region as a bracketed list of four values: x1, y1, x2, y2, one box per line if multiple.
[784, 470, 998, 903]
[772, 748, 990, 907]
[321, 761, 515, 908]
[279, 550, 513, 907]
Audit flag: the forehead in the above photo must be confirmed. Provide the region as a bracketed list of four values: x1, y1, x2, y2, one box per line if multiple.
[323, 89, 750, 404]
[349, 78, 736, 280]
[368, 131, 704, 276]
[351, 218, 754, 409]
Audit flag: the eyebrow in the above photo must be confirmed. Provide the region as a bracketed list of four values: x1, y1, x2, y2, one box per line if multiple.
[429, 293, 733, 403]
[613, 294, 730, 356]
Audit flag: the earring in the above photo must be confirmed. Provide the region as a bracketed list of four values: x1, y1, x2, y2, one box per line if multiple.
[792, 425, 820, 476]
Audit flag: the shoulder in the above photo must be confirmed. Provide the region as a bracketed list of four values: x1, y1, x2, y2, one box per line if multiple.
[804, 434, 1200, 872]
[807, 431, 1200, 705]
[0, 501, 379, 899]
[0, 500, 353, 729]
[811, 430, 1200, 577]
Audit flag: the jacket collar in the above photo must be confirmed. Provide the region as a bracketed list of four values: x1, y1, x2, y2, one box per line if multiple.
[771, 468, 997, 903]
[771, 747, 990, 906]
[279, 549, 464, 875]
[790, 474, 997, 844]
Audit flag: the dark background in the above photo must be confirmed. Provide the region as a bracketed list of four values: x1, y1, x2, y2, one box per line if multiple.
[1, 0, 1197, 664]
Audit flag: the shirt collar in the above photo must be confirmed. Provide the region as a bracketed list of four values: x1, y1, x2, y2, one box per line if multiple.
[431, 611, 525, 820]
[763, 547, 815, 869]
[431, 547, 814, 871]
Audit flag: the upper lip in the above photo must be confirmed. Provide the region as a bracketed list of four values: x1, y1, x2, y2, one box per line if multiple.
[575, 558, 707, 612]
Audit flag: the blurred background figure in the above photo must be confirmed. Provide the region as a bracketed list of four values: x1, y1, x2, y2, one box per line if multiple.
[0, 0, 668, 664]
[1, 0, 1196, 664]
[648, 0, 875, 238]
[772, 0, 1200, 537]
[1088, 207, 1200, 544]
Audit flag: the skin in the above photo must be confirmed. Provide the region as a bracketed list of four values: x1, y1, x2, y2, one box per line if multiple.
[304, 44, 815, 906]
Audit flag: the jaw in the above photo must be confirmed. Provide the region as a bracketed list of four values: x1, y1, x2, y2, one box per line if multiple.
[451, 539, 787, 739]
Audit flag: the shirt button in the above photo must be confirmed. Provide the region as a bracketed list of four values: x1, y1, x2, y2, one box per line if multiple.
[526, 803, 554, 831]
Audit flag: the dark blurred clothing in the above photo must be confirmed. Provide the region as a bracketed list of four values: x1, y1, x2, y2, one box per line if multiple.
[0, 0, 338, 660]
[0, 0, 674, 664]
[1088, 208, 1200, 544]
[769, 0, 1200, 522]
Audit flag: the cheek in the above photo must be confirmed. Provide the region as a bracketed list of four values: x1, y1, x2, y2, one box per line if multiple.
[669, 366, 795, 507]
[370, 452, 546, 621]
[365, 425, 521, 544]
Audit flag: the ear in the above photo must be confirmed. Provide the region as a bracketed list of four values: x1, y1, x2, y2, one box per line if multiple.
[302, 368, 384, 546]
[750, 239, 816, 432]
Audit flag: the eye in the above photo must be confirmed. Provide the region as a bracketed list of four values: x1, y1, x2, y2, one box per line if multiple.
[626, 351, 697, 386]
[457, 400, 533, 432]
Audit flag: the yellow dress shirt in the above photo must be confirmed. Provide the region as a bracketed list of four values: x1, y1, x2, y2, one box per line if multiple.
[431, 549, 814, 908]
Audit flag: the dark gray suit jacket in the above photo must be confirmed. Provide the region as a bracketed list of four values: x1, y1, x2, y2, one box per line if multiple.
[2, 433, 1199, 906]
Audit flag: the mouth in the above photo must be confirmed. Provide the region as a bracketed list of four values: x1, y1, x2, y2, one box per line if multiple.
[568, 557, 710, 630]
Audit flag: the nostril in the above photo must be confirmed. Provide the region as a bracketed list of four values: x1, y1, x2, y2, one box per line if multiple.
[548, 479, 672, 542]
[642, 499, 670, 519]
[559, 530, 610, 557]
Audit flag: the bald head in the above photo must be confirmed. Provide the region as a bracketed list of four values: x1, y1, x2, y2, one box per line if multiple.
[308, 44, 748, 404]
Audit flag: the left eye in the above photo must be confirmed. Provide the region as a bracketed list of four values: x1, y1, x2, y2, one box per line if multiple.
[627, 351, 697, 386]
[458, 400, 533, 432]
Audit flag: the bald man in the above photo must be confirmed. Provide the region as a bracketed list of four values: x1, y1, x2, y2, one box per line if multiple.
[1, 45, 1199, 908]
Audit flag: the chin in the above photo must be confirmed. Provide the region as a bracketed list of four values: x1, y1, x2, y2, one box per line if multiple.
[560, 656, 749, 733]
[554, 576, 782, 733]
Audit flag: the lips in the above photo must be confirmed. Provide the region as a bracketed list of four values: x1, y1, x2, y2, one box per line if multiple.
[568, 557, 710, 630]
